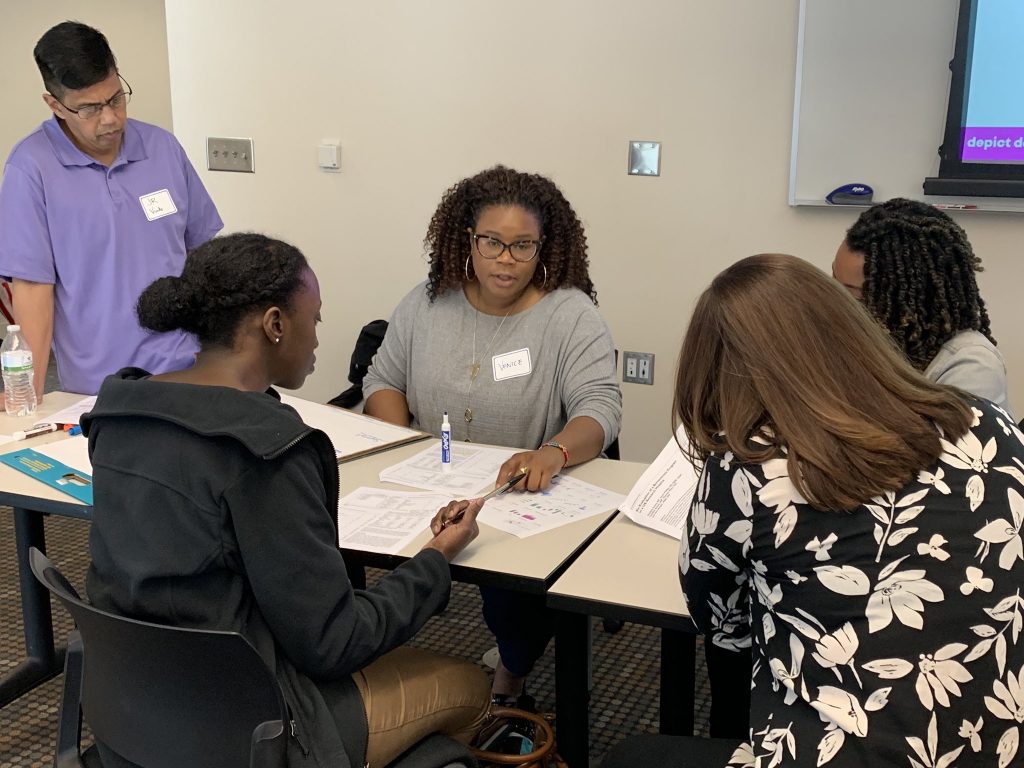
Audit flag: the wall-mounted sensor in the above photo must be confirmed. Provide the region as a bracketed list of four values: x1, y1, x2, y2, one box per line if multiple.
[318, 143, 340, 172]
[628, 141, 661, 176]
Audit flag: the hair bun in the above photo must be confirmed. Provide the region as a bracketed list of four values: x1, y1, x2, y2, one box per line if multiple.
[136, 274, 197, 333]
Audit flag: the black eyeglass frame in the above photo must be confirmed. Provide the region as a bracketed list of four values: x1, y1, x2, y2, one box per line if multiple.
[471, 233, 545, 263]
[49, 73, 133, 120]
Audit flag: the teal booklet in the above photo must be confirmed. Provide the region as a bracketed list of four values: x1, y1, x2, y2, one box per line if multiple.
[0, 447, 93, 504]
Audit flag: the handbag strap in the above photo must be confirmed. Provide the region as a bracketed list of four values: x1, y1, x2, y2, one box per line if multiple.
[470, 707, 560, 767]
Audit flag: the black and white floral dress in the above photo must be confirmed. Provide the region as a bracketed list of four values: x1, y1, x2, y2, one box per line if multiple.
[680, 399, 1024, 767]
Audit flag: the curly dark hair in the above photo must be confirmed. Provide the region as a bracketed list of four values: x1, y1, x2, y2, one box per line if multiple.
[845, 197, 995, 371]
[424, 165, 596, 304]
[137, 233, 309, 349]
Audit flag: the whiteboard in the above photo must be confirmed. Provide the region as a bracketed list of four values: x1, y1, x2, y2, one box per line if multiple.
[789, 0, 1024, 212]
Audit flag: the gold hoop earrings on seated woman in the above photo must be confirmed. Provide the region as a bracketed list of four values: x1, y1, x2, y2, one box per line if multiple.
[538, 262, 548, 288]
[464, 255, 474, 282]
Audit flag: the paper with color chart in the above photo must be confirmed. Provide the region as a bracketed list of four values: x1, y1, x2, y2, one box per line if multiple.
[336, 488, 449, 554]
[619, 427, 700, 540]
[279, 394, 429, 462]
[478, 474, 625, 538]
[379, 442, 517, 496]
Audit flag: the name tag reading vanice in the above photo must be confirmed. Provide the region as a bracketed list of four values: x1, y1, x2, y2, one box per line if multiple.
[492, 348, 532, 381]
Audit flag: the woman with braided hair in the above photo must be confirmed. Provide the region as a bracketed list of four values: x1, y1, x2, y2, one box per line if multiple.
[82, 233, 490, 768]
[364, 165, 622, 707]
[832, 197, 1013, 416]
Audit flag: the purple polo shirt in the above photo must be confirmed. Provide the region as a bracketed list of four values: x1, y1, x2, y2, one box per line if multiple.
[0, 117, 222, 394]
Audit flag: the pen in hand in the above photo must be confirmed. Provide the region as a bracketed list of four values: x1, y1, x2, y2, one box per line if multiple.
[439, 468, 528, 530]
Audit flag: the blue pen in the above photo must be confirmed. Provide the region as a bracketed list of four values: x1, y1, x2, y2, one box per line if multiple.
[441, 411, 452, 470]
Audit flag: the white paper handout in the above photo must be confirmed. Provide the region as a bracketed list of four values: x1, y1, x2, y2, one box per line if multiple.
[279, 394, 427, 462]
[39, 396, 97, 427]
[336, 488, 449, 554]
[619, 427, 700, 540]
[33, 435, 93, 477]
[379, 442, 517, 496]
[479, 474, 625, 538]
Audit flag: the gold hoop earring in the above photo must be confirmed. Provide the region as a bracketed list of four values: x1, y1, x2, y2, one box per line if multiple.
[464, 254, 474, 282]
[539, 262, 548, 287]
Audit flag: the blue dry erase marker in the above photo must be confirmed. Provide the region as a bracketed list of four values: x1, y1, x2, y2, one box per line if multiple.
[441, 411, 452, 470]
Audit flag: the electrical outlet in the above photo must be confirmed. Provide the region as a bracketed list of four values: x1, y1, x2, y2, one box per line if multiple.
[207, 137, 254, 173]
[622, 351, 655, 385]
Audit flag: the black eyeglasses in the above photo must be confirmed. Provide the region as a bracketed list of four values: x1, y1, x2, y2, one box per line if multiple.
[50, 74, 132, 120]
[472, 234, 544, 263]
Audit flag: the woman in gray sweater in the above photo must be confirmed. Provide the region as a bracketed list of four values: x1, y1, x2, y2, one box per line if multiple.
[364, 165, 623, 707]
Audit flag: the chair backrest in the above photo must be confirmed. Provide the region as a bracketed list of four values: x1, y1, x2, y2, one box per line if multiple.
[29, 548, 288, 768]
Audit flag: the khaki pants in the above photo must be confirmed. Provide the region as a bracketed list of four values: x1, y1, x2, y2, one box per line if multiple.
[353, 646, 491, 767]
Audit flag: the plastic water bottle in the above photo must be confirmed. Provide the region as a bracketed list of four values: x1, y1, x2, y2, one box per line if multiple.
[1, 324, 38, 417]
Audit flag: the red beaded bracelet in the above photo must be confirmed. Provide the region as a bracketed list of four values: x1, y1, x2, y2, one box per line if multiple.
[541, 440, 570, 467]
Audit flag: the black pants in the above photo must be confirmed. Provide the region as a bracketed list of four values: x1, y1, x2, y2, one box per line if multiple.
[479, 586, 554, 678]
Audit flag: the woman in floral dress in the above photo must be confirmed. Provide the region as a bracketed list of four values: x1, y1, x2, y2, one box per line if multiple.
[606, 253, 1024, 767]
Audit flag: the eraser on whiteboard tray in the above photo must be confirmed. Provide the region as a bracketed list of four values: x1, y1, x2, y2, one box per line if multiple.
[826, 183, 874, 205]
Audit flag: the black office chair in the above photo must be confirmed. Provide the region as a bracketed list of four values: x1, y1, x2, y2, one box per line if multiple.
[30, 548, 476, 768]
[29, 548, 287, 768]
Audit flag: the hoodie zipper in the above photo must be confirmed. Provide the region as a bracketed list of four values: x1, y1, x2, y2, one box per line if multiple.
[289, 720, 310, 757]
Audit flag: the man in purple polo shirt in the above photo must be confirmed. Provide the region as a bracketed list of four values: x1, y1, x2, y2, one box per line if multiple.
[0, 21, 222, 397]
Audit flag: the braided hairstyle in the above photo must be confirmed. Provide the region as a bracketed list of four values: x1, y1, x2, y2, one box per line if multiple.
[424, 165, 597, 304]
[845, 198, 995, 370]
[137, 233, 309, 349]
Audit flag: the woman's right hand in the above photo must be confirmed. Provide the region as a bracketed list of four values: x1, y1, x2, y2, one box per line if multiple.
[422, 498, 483, 562]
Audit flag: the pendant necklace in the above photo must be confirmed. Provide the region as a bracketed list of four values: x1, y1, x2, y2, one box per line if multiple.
[464, 292, 520, 439]
[465, 309, 511, 435]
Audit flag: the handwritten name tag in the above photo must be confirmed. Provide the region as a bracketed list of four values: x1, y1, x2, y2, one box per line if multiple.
[492, 348, 532, 381]
[139, 189, 178, 221]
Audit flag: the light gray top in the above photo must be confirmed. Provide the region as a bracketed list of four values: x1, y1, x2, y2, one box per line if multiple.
[925, 329, 1014, 418]
[363, 282, 622, 450]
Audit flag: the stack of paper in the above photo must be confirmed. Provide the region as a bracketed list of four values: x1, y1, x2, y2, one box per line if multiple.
[619, 428, 700, 540]
[279, 394, 428, 462]
[378, 442, 517, 496]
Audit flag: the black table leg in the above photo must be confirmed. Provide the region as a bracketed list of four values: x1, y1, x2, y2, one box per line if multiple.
[660, 629, 695, 736]
[554, 610, 590, 768]
[1, 507, 64, 706]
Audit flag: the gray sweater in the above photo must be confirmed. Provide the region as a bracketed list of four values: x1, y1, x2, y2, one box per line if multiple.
[364, 282, 622, 450]
[925, 329, 1014, 418]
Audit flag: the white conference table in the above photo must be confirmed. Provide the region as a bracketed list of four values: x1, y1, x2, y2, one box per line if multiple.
[339, 444, 650, 768]
[1, 399, 673, 768]
[548, 514, 697, 766]
[0, 391, 91, 706]
[337, 440, 645, 593]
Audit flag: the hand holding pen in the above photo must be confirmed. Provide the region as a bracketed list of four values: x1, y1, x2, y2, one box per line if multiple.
[424, 469, 528, 561]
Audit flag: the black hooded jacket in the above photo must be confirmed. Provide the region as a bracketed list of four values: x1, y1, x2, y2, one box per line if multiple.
[82, 368, 452, 767]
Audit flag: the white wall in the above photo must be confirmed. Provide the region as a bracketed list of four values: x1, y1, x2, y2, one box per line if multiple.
[160, 0, 1022, 461]
[1, 0, 173, 160]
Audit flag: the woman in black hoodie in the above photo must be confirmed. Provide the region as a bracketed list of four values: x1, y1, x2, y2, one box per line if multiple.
[83, 233, 490, 768]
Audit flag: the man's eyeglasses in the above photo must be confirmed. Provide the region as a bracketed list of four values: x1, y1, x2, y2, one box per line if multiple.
[472, 234, 543, 263]
[50, 74, 132, 120]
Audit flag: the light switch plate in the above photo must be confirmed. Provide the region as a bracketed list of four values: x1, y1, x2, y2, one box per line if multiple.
[207, 137, 254, 173]
[628, 141, 661, 176]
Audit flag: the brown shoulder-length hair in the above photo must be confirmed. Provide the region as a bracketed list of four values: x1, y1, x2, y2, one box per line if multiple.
[673, 254, 973, 512]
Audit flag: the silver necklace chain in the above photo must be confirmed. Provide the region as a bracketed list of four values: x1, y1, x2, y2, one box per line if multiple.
[464, 307, 512, 440]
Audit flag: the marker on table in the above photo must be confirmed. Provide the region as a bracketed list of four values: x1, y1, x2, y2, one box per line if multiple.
[933, 204, 978, 210]
[12, 423, 60, 441]
[439, 468, 529, 530]
[441, 411, 452, 471]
